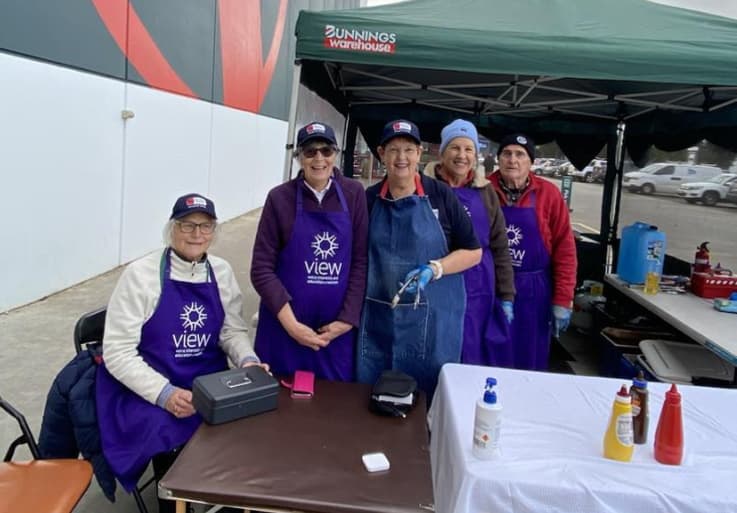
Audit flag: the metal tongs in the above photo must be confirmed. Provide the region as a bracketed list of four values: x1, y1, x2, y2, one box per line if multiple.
[391, 275, 422, 309]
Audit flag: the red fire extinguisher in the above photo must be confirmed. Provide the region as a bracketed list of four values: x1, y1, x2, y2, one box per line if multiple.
[694, 242, 711, 274]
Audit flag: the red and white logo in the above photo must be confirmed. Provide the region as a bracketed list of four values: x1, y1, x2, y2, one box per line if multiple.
[306, 123, 326, 134]
[393, 121, 413, 133]
[323, 24, 397, 54]
[186, 196, 207, 208]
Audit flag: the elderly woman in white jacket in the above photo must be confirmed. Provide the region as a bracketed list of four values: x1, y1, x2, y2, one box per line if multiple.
[96, 193, 267, 513]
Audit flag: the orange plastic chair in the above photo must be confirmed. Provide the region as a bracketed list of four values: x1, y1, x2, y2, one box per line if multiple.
[0, 394, 92, 513]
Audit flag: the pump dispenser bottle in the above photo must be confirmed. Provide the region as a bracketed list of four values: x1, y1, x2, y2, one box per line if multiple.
[603, 385, 634, 462]
[473, 377, 502, 459]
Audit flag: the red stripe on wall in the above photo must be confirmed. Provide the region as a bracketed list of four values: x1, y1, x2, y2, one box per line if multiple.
[91, 0, 195, 98]
[218, 0, 287, 112]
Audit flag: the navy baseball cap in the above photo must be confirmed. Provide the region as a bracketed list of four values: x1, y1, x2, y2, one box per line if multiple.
[170, 193, 217, 220]
[296, 121, 338, 147]
[497, 133, 535, 161]
[379, 119, 421, 146]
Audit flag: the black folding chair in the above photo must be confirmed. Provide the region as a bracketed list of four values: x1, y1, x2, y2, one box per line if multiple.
[1, 394, 93, 512]
[74, 307, 154, 513]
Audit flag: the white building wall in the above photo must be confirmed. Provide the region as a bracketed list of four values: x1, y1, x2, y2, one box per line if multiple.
[0, 52, 287, 312]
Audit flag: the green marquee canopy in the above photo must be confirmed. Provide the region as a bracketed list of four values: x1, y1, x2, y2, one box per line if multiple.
[295, 0, 737, 168]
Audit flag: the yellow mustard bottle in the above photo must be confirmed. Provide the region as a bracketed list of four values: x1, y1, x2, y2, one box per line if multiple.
[603, 385, 634, 462]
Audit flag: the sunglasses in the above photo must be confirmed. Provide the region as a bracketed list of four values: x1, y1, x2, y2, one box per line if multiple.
[301, 146, 337, 158]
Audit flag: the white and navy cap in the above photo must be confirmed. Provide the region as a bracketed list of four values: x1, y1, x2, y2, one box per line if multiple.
[379, 119, 421, 146]
[170, 193, 217, 220]
[297, 121, 338, 147]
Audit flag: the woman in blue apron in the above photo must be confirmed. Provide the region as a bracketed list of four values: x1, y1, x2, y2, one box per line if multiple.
[97, 194, 267, 513]
[359, 120, 482, 399]
[251, 122, 368, 381]
[424, 119, 516, 367]
[489, 134, 577, 370]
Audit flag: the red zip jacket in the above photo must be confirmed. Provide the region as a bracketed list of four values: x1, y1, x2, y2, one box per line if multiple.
[489, 172, 577, 308]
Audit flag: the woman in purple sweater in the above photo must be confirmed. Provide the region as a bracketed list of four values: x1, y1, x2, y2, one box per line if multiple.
[251, 122, 368, 381]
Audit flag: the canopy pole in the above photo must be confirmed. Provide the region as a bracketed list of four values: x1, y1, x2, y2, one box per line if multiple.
[342, 115, 358, 178]
[283, 60, 302, 183]
[601, 121, 626, 275]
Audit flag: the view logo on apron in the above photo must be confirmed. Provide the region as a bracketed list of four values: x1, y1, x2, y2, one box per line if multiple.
[172, 301, 212, 358]
[506, 224, 526, 267]
[304, 231, 343, 285]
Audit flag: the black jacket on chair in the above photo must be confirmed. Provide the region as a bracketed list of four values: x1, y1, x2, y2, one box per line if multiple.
[38, 346, 117, 501]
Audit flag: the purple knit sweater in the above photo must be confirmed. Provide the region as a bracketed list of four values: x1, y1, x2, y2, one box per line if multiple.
[250, 170, 369, 327]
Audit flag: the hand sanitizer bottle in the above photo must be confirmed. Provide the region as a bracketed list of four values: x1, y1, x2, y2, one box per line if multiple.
[472, 377, 502, 459]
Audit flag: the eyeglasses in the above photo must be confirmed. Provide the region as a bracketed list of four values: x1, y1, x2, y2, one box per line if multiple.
[301, 146, 337, 158]
[176, 221, 216, 234]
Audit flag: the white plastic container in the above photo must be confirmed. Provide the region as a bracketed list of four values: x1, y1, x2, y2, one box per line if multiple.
[472, 377, 502, 459]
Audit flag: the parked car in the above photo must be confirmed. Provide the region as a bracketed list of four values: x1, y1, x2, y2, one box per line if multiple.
[570, 159, 606, 183]
[533, 158, 564, 177]
[555, 161, 575, 177]
[726, 180, 737, 204]
[623, 163, 722, 195]
[677, 173, 737, 206]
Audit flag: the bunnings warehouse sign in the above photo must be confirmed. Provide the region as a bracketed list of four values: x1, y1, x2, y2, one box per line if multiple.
[324, 25, 397, 53]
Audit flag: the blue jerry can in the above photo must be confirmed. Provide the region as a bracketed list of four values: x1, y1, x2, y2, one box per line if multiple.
[617, 222, 666, 284]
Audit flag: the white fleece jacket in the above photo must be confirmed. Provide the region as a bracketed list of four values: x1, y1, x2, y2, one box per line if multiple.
[102, 249, 257, 405]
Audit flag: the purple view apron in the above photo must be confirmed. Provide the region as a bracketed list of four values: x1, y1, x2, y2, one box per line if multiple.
[453, 186, 512, 367]
[96, 248, 227, 491]
[254, 177, 355, 381]
[358, 175, 466, 398]
[502, 191, 553, 370]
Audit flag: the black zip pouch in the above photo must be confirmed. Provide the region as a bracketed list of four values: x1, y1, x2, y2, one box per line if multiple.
[369, 370, 417, 418]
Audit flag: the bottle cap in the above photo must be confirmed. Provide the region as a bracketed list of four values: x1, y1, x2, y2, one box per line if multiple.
[665, 383, 681, 404]
[632, 371, 647, 389]
[617, 385, 629, 397]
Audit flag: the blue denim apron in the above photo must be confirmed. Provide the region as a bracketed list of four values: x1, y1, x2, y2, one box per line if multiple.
[453, 186, 512, 366]
[96, 248, 227, 491]
[358, 175, 465, 397]
[254, 177, 355, 381]
[501, 192, 553, 370]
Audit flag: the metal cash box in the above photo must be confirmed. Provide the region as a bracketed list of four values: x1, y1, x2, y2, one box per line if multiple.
[192, 366, 279, 425]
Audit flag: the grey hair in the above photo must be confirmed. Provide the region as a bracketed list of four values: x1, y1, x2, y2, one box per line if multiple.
[163, 219, 219, 247]
[163, 219, 176, 247]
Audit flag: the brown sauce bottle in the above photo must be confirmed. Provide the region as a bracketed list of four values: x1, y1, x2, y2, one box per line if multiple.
[630, 371, 649, 444]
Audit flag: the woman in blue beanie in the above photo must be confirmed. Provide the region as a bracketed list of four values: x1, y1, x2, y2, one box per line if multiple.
[424, 119, 516, 367]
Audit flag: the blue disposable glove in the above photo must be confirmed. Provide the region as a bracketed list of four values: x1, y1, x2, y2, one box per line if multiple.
[552, 305, 572, 338]
[402, 265, 435, 295]
[501, 301, 514, 324]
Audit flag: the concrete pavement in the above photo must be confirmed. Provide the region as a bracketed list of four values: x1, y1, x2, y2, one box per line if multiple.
[0, 207, 264, 513]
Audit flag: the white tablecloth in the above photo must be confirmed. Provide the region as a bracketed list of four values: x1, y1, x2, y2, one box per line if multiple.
[429, 364, 737, 513]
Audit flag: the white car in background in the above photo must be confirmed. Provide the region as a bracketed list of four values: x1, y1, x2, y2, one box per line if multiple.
[677, 173, 737, 206]
[623, 163, 722, 195]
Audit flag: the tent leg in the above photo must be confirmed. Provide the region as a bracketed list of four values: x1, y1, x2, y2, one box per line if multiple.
[342, 116, 358, 178]
[601, 121, 626, 275]
[283, 61, 302, 183]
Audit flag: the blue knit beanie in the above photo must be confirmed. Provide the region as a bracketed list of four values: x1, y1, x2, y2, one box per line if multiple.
[440, 119, 480, 155]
